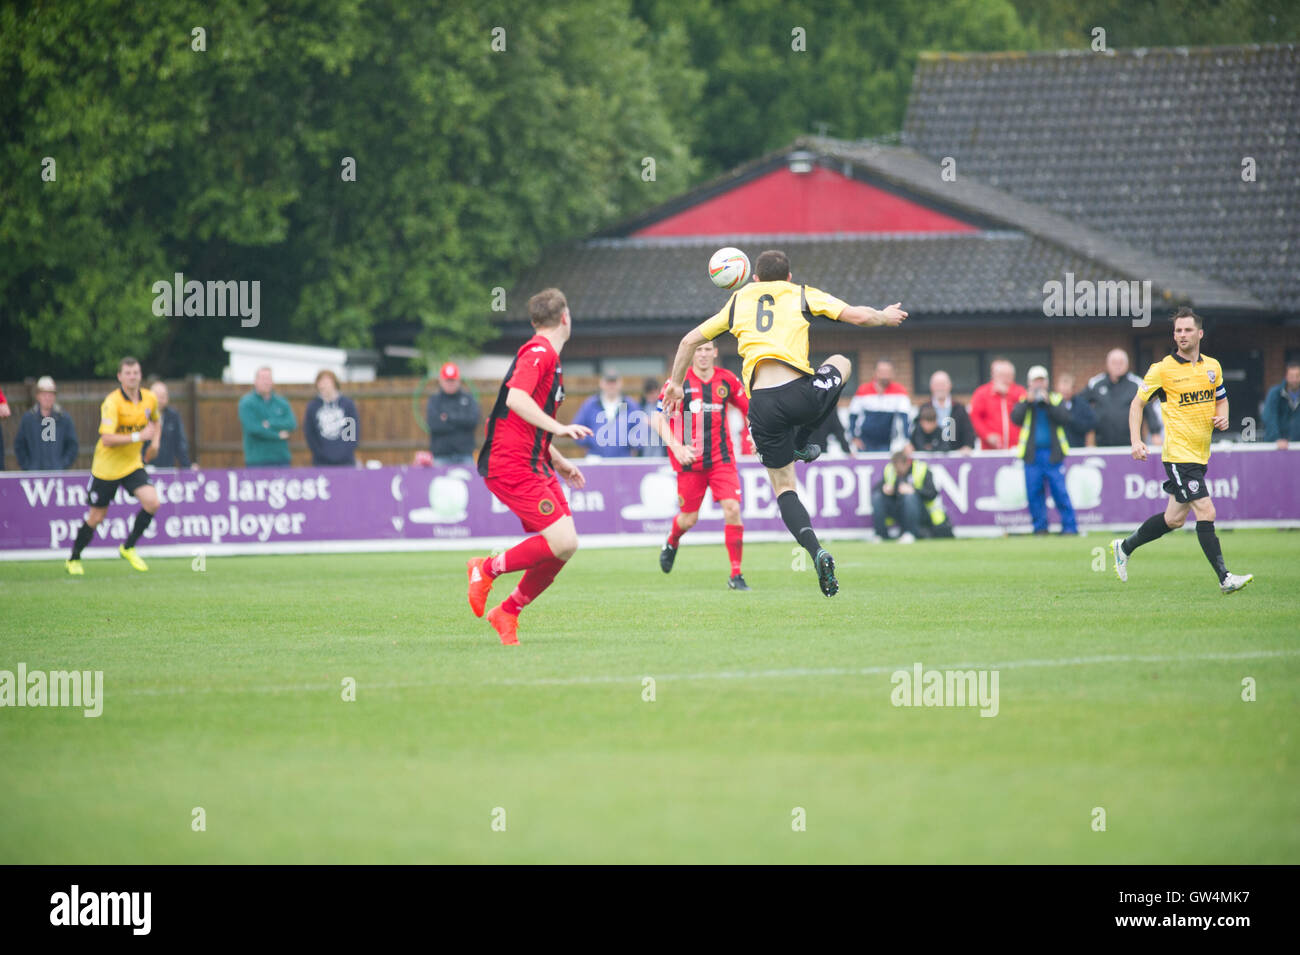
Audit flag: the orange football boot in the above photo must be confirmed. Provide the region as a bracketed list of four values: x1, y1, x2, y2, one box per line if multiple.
[486, 605, 520, 646]
[467, 557, 494, 617]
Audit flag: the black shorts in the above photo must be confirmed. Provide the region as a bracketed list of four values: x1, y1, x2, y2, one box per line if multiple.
[88, 468, 151, 508]
[747, 363, 847, 469]
[1162, 462, 1209, 503]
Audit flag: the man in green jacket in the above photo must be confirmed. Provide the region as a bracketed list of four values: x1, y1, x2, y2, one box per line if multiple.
[238, 367, 297, 467]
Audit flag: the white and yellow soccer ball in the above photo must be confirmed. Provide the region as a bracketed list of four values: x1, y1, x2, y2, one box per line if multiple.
[708, 247, 751, 290]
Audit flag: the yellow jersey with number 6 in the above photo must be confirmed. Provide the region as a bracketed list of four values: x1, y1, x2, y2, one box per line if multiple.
[92, 387, 159, 480]
[695, 281, 848, 395]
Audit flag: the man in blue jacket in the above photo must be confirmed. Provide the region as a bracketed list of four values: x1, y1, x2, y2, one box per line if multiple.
[14, 376, 79, 470]
[1010, 365, 1078, 535]
[1262, 361, 1300, 448]
[572, 370, 643, 458]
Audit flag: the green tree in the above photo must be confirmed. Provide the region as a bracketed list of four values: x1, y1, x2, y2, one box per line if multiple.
[632, 0, 1038, 176]
[0, 0, 698, 378]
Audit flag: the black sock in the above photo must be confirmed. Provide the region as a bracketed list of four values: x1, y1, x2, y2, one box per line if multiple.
[777, 490, 821, 558]
[1122, 513, 1172, 555]
[1196, 520, 1229, 583]
[70, 522, 95, 559]
[125, 509, 154, 548]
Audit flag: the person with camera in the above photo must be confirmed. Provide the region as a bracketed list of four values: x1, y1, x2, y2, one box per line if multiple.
[1010, 365, 1077, 535]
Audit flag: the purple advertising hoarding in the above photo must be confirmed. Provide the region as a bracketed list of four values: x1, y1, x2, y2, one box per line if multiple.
[1, 447, 1296, 559]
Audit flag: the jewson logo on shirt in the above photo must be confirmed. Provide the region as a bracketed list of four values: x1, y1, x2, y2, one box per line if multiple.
[1042, 272, 1152, 328]
[890, 663, 999, 717]
[0, 663, 103, 717]
[151, 272, 259, 327]
[50, 885, 150, 935]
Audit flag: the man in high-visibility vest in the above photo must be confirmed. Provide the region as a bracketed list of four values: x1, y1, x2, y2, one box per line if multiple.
[871, 447, 952, 542]
[1010, 365, 1078, 535]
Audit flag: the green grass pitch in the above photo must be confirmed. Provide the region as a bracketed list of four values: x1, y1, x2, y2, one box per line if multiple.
[2, 530, 1298, 863]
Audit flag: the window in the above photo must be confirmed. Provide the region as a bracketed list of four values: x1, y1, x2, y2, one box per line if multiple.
[596, 357, 664, 380]
[915, 348, 1051, 395]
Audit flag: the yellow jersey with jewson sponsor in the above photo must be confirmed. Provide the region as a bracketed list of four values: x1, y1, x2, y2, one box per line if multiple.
[695, 281, 849, 395]
[92, 387, 159, 480]
[1136, 353, 1226, 465]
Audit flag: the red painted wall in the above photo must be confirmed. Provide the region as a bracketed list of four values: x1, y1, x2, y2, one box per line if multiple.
[634, 166, 978, 236]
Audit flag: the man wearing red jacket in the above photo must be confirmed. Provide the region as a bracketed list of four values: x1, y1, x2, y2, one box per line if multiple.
[969, 358, 1028, 450]
[653, 340, 755, 590]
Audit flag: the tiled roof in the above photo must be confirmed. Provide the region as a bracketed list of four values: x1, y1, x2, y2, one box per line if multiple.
[505, 231, 1142, 323]
[902, 45, 1299, 310]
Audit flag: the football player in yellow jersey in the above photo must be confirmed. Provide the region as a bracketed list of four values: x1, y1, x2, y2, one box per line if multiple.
[1111, 308, 1253, 594]
[663, 249, 906, 596]
[65, 357, 164, 575]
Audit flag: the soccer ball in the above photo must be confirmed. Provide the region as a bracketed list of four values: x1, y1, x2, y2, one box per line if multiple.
[708, 247, 751, 290]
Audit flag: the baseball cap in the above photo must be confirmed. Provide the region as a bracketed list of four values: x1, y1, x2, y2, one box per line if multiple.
[440, 362, 460, 380]
[1027, 365, 1049, 382]
[36, 375, 57, 392]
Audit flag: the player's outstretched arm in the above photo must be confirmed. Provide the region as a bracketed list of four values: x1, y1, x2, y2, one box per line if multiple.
[838, 303, 908, 327]
[664, 329, 709, 416]
[506, 387, 592, 441]
[1129, 394, 1148, 460]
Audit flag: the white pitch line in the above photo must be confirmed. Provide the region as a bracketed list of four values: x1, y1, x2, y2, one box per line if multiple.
[490, 648, 1300, 686]
[114, 648, 1300, 696]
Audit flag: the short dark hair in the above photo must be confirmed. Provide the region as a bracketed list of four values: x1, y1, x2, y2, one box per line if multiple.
[528, 288, 567, 328]
[918, 405, 937, 423]
[1172, 306, 1203, 329]
[1285, 360, 1300, 371]
[754, 250, 790, 282]
[890, 449, 911, 467]
[118, 356, 140, 372]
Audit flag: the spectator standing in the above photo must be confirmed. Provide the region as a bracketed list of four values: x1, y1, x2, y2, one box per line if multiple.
[639, 376, 667, 457]
[849, 358, 912, 452]
[146, 379, 192, 468]
[573, 370, 642, 458]
[14, 376, 78, 470]
[304, 370, 359, 467]
[1010, 365, 1077, 535]
[871, 446, 952, 542]
[1084, 349, 1163, 446]
[969, 358, 1027, 450]
[1261, 360, 1300, 448]
[426, 362, 479, 467]
[1057, 373, 1098, 450]
[0, 385, 10, 470]
[238, 366, 296, 467]
[919, 370, 974, 453]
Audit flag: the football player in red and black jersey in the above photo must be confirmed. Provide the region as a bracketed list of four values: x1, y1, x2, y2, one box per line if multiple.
[653, 340, 755, 589]
[466, 288, 592, 645]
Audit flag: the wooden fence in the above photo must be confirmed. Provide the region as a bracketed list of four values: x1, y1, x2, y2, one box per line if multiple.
[0, 376, 609, 470]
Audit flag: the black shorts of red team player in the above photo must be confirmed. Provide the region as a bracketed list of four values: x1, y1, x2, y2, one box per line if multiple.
[1162, 461, 1210, 504]
[746, 363, 847, 470]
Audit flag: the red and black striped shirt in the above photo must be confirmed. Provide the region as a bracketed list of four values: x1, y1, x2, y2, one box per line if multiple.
[477, 334, 564, 480]
[657, 367, 750, 472]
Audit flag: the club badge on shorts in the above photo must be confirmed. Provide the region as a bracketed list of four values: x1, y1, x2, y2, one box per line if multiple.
[1189, 480, 1200, 493]
[538, 499, 555, 516]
